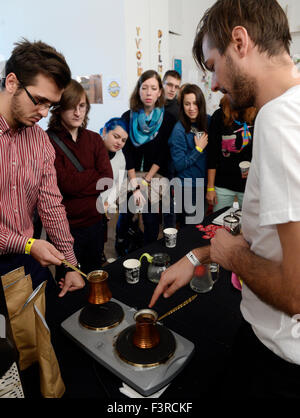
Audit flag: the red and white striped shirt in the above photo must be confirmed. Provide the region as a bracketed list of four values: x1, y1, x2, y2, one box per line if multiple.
[0, 115, 77, 264]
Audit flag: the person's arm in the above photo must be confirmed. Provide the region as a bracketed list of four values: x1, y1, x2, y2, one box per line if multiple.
[149, 246, 211, 307]
[143, 163, 160, 183]
[128, 168, 146, 206]
[169, 123, 205, 173]
[210, 223, 300, 317]
[206, 168, 217, 206]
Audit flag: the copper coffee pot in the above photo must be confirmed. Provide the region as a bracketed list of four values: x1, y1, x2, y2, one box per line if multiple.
[86, 270, 112, 305]
[132, 309, 160, 349]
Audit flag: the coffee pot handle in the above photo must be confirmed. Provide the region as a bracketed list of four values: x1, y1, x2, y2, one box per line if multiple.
[139, 253, 153, 264]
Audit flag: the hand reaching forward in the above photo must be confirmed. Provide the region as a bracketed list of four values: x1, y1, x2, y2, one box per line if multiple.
[57, 271, 85, 297]
[149, 256, 195, 307]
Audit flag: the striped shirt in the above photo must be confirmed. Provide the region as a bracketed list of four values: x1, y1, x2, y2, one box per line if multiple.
[0, 115, 77, 264]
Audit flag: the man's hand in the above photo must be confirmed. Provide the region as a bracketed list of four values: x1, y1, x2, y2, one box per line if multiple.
[57, 271, 85, 297]
[149, 256, 195, 308]
[210, 229, 249, 271]
[30, 239, 65, 266]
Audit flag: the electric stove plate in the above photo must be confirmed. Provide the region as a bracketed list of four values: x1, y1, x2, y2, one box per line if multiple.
[61, 298, 195, 397]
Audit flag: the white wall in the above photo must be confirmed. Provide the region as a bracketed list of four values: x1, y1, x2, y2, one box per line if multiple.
[124, 0, 169, 102]
[1, 0, 299, 128]
[168, 0, 223, 115]
[0, 0, 129, 132]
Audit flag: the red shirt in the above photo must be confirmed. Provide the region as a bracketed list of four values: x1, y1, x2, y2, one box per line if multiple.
[0, 116, 77, 264]
[48, 127, 113, 228]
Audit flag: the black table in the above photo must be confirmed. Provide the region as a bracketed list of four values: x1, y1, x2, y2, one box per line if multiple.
[21, 208, 243, 404]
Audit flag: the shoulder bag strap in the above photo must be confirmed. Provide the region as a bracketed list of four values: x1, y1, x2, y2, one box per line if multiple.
[47, 129, 85, 172]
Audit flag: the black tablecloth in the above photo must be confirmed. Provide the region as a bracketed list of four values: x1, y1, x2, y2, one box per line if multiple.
[21, 208, 243, 400]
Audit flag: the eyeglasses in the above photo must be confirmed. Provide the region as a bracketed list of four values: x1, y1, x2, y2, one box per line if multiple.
[164, 82, 180, 90]
[20, 82, 59, 111]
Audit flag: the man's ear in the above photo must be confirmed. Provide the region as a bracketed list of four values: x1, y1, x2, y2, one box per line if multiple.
[5, 73, 19, 94]
[231, 26, 250, 58]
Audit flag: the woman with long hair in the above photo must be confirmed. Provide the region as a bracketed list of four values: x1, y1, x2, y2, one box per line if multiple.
[115, 70, 176, 254]
[168, 83, 209, 225]
[47, 79, 113, 276]
[207, 94, 257, 211]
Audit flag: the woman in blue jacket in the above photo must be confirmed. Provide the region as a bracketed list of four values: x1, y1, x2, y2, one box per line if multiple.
[168, 84, 208, 225]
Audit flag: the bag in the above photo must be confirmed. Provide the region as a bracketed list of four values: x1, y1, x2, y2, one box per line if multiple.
[1, 267, 65, 398]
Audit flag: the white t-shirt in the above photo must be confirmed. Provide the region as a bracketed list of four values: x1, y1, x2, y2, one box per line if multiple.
[241, 84, 300, 364]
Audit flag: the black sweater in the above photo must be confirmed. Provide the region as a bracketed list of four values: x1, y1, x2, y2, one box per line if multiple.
[207, 107, 254, 192]
[122, 109, 176, 177]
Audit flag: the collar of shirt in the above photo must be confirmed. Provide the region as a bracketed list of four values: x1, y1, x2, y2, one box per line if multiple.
[54, 125, 84, 144]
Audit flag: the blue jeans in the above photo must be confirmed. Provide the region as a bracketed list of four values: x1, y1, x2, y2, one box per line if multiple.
[213, 186, 244, 212]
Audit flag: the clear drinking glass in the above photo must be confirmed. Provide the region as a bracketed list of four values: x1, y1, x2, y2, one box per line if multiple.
[190, 264, 219, 293]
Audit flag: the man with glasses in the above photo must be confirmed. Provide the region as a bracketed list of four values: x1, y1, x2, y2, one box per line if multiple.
[162, 70, 181, 120]
[0, 39, 85, 296]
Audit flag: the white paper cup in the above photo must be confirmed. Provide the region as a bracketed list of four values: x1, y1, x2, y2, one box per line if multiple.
[239, 161, 251, 177]
[163, 228, 178, 248]
[123, 259, 141, 284]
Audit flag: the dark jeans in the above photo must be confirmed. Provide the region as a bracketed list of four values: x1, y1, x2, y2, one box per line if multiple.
[116, 211, 160, 246]
[0, 254, 54, 292]
[56, 220, 104, 279]
[221, 319, 300, 399]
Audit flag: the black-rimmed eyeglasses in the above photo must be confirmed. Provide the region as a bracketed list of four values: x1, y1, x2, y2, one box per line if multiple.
[20, 81, 60, 111]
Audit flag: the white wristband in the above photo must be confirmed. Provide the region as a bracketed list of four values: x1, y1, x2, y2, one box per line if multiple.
[186, 251, 201, 266]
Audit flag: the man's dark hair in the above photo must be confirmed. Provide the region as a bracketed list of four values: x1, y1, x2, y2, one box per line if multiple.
[3, 38, 71, 89]
[162, 70, 182, 83]
[193, 0, 291, 71]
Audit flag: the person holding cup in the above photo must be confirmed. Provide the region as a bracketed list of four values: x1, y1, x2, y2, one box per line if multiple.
[206, 94, 257, 211]
[168, 84, 209, 226]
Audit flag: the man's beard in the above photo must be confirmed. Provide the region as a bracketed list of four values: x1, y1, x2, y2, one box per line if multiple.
[11, 92, 34, 128]
[225, 55, 257, 110]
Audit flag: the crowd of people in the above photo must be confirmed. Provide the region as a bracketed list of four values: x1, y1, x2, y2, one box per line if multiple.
[1, 0, 300, 400]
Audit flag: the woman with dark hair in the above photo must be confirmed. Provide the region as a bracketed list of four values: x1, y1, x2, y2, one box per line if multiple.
[47, 79, 113, 276]
[206, 94, 257, 210]
[168, 84, 209, 226]
[115, 70, 176, 254]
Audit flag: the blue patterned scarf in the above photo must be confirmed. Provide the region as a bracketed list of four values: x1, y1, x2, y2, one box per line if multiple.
[130, 107, 164, 147]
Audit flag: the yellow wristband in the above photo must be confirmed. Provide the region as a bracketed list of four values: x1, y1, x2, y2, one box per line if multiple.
[207, 187, 215, 192]
[25, 238, 36, 255]
[195, 146, 203, 153]
[141, 179, 149, 187]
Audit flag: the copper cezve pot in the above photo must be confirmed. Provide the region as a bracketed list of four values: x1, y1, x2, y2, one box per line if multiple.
[132, 309, 160, 349]
[86, 270, 112, 305]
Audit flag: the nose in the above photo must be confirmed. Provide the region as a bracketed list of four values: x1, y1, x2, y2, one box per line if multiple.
[211, 73, 220, 92]
[38, 107, 49, 118]
[74, 105, 80, 115]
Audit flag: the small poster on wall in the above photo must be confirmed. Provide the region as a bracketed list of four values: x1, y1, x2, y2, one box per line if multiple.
[77, 74, 103, 104]
[173, 58, 182, 76]
[103, 77, 123, 102]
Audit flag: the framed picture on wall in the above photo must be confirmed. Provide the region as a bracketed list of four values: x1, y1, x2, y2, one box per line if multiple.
[173, 58, 182, 76]
[77, 74, 103, 104]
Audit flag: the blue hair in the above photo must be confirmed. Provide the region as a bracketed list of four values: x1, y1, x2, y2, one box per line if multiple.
[100, 117, 129, 136]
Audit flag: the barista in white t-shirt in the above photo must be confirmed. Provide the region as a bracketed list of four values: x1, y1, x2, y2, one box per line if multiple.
[149, 0, 300, 398]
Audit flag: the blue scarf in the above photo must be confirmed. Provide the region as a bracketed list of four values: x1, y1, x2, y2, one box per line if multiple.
[130, 107, 164, 147]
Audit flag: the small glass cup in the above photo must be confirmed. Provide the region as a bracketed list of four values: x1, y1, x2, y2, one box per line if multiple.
[190, 264, 219, 293]
[223, 213, 240, 236]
